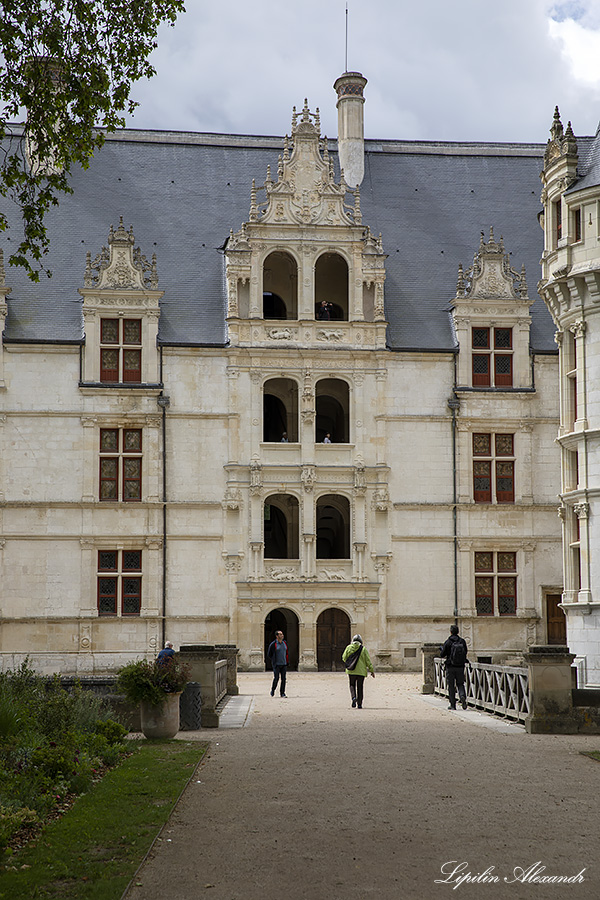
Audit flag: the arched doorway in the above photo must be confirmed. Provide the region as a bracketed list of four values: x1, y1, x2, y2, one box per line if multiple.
[316, 608, 351, 671]
[264, 608, 299, 671]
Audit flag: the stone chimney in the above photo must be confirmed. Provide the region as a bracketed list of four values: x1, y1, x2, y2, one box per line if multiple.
[333, 71, 367, 188]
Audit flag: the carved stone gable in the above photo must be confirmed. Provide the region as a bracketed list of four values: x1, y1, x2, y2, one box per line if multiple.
[455, 228, 528, 303]
[239, 100, 361, 230]
[84, 217, 158, 290]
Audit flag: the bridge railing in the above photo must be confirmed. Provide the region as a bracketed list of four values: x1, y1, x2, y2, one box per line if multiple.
[434, 657, 530, 723]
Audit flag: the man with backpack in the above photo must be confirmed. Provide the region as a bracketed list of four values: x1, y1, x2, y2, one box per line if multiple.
[441, 624, 469, 710]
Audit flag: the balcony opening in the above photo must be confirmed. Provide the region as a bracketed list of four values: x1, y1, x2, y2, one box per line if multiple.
[264, 494, 300, 559]
[315, 252, 348, 320]
[316, 494, 350, 559]
[263, 378, 299, 442]
[263, 251, 297, 319]
[315, 378, 349, 443]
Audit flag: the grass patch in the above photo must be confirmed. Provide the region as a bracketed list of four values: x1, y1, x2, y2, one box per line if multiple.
[0, 739, 207, 900]
[580, 750, 600, 763]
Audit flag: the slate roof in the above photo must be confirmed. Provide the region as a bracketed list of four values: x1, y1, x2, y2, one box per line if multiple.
[567, 125, 600, 194]
[2, 126, 582, 352]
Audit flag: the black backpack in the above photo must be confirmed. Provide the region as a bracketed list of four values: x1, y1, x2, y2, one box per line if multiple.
[448, 639, 466, 667]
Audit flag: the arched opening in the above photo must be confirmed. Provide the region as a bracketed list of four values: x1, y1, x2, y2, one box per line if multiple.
[315, 252, 348, 321]
[315, 378, 350, 443]
[264, 608, 299, 671]
[316, 495, 351, 559]
[263, 378, 299, 442]
[263, 251, 298, 319]
[316, 608, 351, 671]
[264, 494, 300, 559]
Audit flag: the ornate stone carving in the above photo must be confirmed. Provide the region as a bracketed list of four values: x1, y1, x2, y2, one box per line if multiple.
[454, 227, 528, 302]
[574, 502, 590, 519]
[268, 567, 298, 581]
[373, 487, 390, 511]
[569, 320, 586, 340]
[301, 465, 316, 493]
[84, 218, 158, 290]
[354, 460, 367, 496]
[317, 329, 344, 342]
[249, 457, 262, 496]
[223, 487, 242, 510]
[222, 553, 243, 574]
[267, 327, 294, 341]
[320, 569, 346, 581]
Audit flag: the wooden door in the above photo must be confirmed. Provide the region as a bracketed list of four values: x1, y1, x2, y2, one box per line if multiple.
[317, 608, 351, 671]
[546, 593, 566, 645]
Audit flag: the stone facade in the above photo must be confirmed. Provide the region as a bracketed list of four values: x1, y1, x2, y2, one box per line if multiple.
[539, 110, 600, 686]
[0, 77, 564, 675]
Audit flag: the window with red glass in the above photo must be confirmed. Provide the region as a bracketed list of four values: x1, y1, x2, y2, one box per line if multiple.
[99, 428, 142, 501]
[475, 551, 517, 616]
[473, 433, 514, 503]
[97, 550, 142, 616]
[471, 327, 513, 387]
[100, 318, 142, 383]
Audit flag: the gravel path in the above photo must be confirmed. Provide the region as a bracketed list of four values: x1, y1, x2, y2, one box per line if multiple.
[123, 672, 600, 900]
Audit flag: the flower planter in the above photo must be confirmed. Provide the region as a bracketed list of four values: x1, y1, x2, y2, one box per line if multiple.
[140, 692, 182, 739]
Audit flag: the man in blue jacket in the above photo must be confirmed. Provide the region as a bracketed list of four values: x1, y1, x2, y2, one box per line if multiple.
[267, 630, 289, 697]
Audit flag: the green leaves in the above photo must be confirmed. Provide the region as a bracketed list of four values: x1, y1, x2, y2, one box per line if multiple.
[0, 0, 185, 279]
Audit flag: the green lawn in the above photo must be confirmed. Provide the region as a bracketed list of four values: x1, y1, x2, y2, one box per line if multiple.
[0, 739, 207, 900]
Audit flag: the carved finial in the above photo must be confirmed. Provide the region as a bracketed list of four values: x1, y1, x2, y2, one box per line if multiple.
[84, 251, 93, 286]
[562, 120, 578, 156]
[249, 179, 257, 221]
[266, 164, 272, 188]
[456, 262, 465, 297]
[323, 137, 329, 165]
[150, 253, 158, 289]
[520, 264, 528, 299]
[283, 136, 290, 162]
[353, 186, 362, 224]
[302, 98, 310, 122]
[489, 226, 495, 244]
[550, 106, 563, 142]
[315, 107, 320, 133]
[278, 154, 284, 179]
[377, 233, 383, 253]
[291, 106, 297, 130]
[479, 231, 485, 248]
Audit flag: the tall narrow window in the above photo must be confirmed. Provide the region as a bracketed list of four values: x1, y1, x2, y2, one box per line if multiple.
[100, 318, 142, 383]
[99, 428, 142, 501]
[475, 551, 517, 616]
[555, 199, 562, 245]
[573, 207, 582, 243]
[98, 549, 142, 616]
[473, 433, 515, 503]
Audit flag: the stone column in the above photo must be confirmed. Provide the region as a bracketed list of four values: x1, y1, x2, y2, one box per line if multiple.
[178, 645, 221, 728]
[215, 643, 239, 695]
[421, 642, 441, 694]
[523, 645, 576, 734]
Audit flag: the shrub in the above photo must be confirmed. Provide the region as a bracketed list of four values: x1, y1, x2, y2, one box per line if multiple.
[116, 658, 190, 708]
[0, 806, 38, 854]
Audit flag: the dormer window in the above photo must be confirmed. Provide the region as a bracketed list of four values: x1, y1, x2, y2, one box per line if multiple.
[100, 318, 142, 383]
[472, 327, 513, 387]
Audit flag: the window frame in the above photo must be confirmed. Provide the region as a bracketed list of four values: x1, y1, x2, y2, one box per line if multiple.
[471, 327, 513, 388]
[474, 551, 517, 617]
[473, 433, 515, 504]
[99, 428, 142, 502]
[99, 317, 142, 384]
[97, 549, 142, 617]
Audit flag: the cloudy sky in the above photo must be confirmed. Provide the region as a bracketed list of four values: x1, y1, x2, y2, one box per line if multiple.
[124, 0, 600, 144]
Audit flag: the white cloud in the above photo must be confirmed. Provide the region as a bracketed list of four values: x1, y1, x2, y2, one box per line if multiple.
[124, 0, 600, 143]
[548, 16, 600, 85]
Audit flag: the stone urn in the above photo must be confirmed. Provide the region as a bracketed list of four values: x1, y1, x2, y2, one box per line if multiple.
[140, 692, 182, 739]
